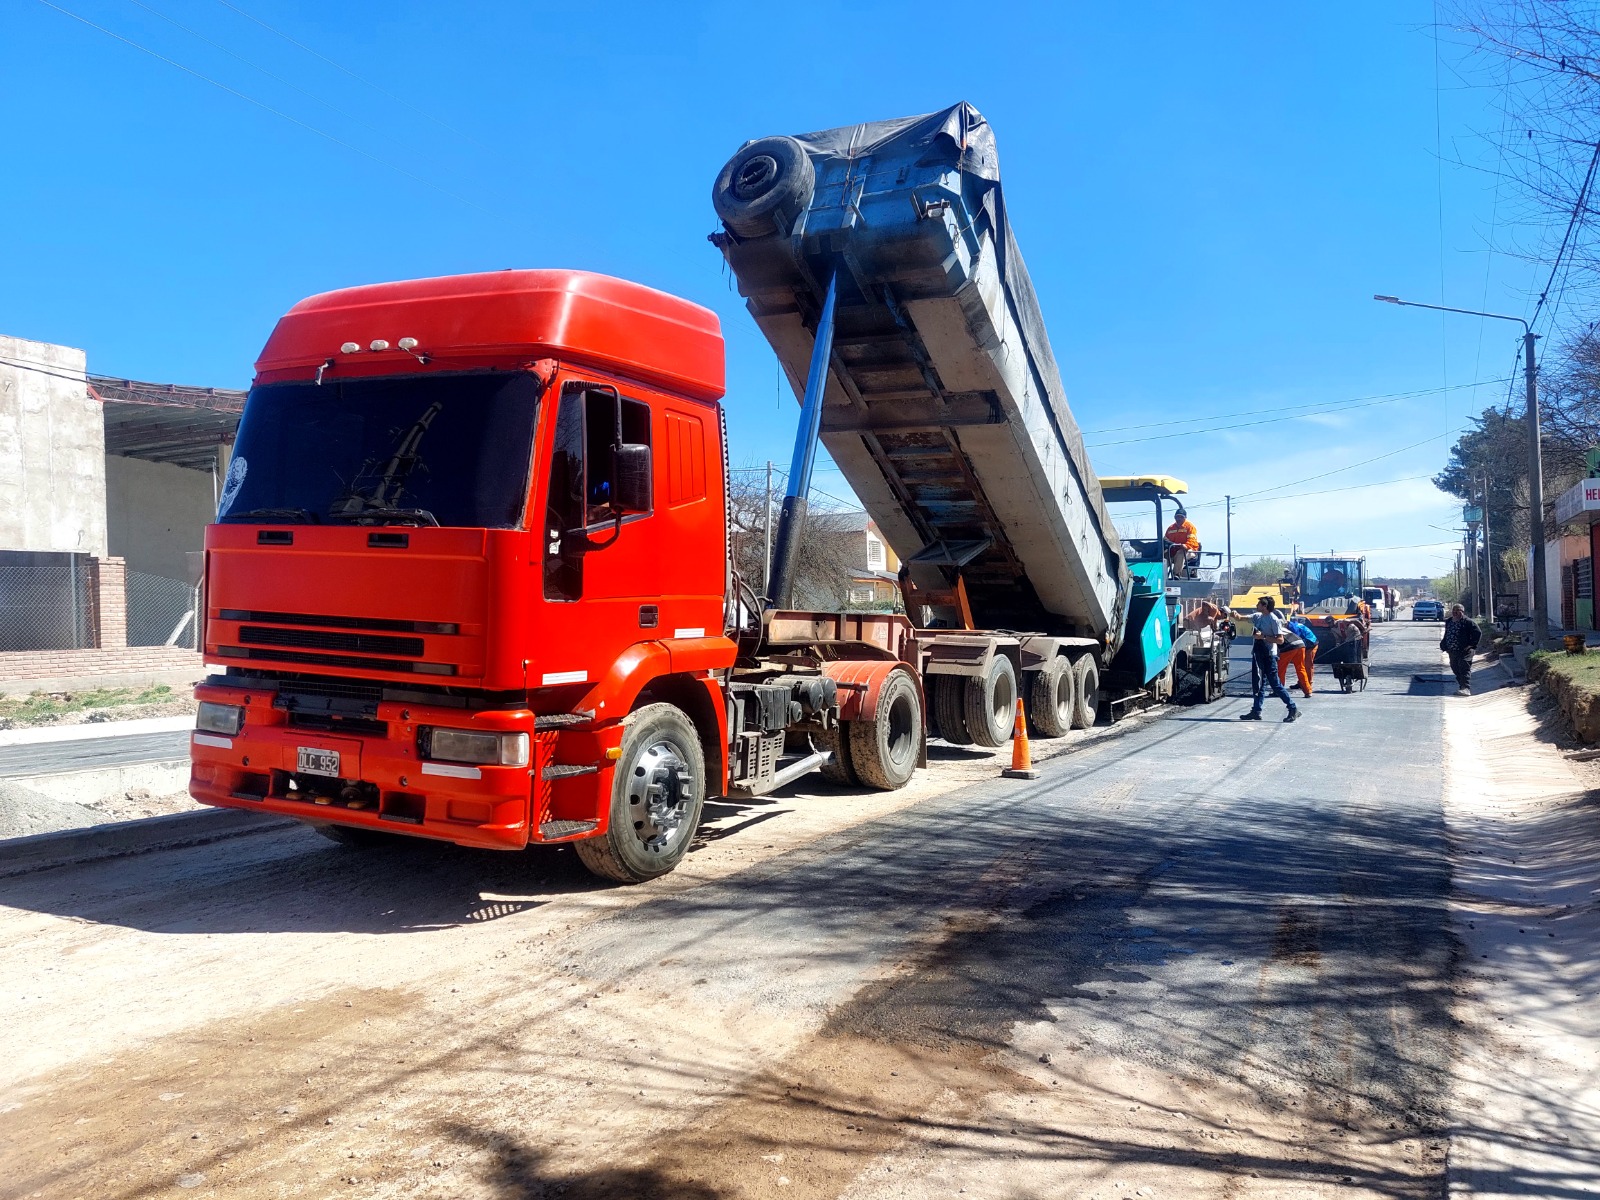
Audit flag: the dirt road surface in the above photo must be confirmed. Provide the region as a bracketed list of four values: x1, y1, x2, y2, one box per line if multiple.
[0, 625, 1586, 1199]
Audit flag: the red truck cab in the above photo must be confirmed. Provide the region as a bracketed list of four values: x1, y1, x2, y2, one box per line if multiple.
[190, 270, 742, 880]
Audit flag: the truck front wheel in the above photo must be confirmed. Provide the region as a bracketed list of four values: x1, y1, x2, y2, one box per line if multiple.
[576, 703, 706, 884]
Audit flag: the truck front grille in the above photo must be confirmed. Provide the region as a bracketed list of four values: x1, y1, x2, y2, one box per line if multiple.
[239, 625, 424, 657]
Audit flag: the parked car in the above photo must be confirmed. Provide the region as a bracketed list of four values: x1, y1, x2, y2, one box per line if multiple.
[1412, 598, 1444, 621]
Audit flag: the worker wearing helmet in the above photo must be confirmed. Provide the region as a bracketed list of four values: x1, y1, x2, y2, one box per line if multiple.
[1164, 507, 1200, 577]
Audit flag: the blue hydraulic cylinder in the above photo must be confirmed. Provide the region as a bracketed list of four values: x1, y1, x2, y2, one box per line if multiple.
[767, 273, 838, 608]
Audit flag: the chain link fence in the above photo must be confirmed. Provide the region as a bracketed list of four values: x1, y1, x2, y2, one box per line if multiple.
[126, 570, 199, 649]
[0, 552, 95, 651]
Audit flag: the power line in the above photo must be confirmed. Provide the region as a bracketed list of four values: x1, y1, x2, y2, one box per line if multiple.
[126, 0, 390, 140]
[1084, 381, 1507, 449]
[35, 0, 488, 214]
[212, 0, 488, 151]
[1530, 139, 1600, 335]
[1080, 378, 1504, 439]
[1185, 428, 1460, 509]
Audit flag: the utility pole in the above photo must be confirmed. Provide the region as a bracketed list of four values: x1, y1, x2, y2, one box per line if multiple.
[1374, 295, 1547, 644]
[1225, 495, 1233, 601]
[1523, 330, 1549, 642]
[1481, 468, 1493, 621]
[763, 460, 774, 592]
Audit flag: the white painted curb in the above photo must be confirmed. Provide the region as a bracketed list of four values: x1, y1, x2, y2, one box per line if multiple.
[0, 715, 195, 748]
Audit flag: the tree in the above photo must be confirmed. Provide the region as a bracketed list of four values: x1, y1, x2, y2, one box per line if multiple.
[727, 470, 872, 610]
[1229, 557, 1291, 590]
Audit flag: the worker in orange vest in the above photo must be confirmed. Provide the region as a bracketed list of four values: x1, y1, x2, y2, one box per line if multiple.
[1164, 507, 1200, 577]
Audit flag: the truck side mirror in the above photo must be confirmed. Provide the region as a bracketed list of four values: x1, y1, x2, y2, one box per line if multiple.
[611, 443, 652, 514]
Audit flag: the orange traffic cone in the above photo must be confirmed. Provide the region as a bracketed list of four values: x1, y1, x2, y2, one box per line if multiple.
[1002, 696, 1039, 780]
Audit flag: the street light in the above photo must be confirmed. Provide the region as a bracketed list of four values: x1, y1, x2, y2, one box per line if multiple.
[1373, 294, 1549, 645]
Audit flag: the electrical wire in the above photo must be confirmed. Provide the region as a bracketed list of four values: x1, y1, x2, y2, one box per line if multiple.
[212, 0, 488, 150]
[1184, 428, 1461, 510]
[1079, 378, 1502, 437]
[35, 0, 488, 214]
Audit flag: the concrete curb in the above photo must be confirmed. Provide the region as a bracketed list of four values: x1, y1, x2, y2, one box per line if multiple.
[0, 715, 195, 748]
[0, 809, 296, 879]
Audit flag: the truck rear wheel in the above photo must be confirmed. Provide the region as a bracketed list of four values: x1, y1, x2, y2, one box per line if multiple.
[931, 675, 973, 745]
[815, 724, 858, 786]
[1070, 657, 1099, 729]
[1028, 657, 1075, 738]
[575, 703, 706, 884]
[847, 670, 921, 790]
[964, 654, 1017, 748]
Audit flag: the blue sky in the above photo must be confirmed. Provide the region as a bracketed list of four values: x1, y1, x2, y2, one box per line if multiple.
[0, 1, 1542, 577]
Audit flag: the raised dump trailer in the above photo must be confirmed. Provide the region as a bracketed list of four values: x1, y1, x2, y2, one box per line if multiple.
[712, 103, 1128, 643]
[714, 103, 1191, 741]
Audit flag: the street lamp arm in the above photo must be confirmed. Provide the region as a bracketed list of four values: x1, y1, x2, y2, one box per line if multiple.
[1372, 294, 1532, 334]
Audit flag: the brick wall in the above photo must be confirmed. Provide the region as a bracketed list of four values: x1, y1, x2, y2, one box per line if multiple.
[0, 646, 201, 690]
[95, 556, 127, 648]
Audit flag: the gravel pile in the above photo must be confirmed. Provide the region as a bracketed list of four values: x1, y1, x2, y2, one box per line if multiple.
[0, 782, 106, 840]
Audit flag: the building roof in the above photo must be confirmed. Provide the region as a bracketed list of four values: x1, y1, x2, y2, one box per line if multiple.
[91, 376, 246, 471]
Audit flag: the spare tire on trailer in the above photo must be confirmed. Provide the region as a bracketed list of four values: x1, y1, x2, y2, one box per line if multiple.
[847, 669, 922, 790]
[712, 136, 816, 239]
[931, 674, 973, 745]
[964, 654, 1018, 748]
[1028, 656, 1075, 738]
[1070, 657, 1099, 730]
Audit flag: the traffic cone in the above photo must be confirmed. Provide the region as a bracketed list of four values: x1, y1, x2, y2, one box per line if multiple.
[1002, 696, 1039, 780]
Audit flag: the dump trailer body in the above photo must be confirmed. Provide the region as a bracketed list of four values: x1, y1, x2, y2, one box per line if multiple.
[714, 103, 1129, 647]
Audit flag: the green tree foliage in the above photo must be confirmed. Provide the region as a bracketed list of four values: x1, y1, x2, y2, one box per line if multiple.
[1230, 557, 1291, 590]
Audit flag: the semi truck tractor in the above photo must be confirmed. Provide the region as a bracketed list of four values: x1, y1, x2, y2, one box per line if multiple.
[188, 103, 1223, 884]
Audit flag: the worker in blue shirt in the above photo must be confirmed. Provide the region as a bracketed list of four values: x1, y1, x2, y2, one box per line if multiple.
[1241, 595, 1299, 722]
[1279, 612, 1318, 696]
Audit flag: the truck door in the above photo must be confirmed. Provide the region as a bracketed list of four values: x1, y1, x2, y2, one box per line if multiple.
[537, 383, 657, 690]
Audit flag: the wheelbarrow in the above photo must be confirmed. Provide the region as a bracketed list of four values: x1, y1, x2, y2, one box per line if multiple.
[1317, 638, 1368, 693]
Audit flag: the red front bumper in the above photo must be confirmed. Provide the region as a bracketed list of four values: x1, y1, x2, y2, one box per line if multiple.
[188, 682, 620, 850]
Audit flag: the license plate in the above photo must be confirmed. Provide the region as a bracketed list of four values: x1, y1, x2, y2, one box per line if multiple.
[297, 747, 341, 778]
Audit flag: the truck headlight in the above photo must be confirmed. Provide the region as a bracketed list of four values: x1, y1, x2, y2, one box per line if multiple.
[420, 727, 530, 767]
[196, 701, 244, 736]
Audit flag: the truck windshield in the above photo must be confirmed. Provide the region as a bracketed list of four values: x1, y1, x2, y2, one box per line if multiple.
[1301, 559, 1364, 603]
[218, 372, 541, 528]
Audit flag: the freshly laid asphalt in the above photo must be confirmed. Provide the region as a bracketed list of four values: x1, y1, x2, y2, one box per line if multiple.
[0, 623, 1470, 1197]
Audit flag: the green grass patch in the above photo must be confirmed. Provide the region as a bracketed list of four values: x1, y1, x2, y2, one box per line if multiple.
[0, 683, 179, 727]
[1532, 648, 1600, 695]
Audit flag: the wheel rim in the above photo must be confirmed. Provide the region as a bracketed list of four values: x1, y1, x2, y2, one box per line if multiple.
[992, 670, 1015, 732]
[1081, 669, 1099, 715]
[734, 154, 779, 199]
[1053, 668, 1073, 725]
[626, 738, 695, 854]
[885, 688, 918, 769]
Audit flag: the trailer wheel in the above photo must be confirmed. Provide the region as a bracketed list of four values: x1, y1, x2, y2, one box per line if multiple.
[963, 654, 1017, 748]
[1028, 657, 1075, 738]
[815, 724, 858, 787]
[847, 670, 921, 790]
[1070, 657, 1099, 729]
[712, 136, 816, 239]
[931, 675, 973, 745]
[575, 703, 706, 884]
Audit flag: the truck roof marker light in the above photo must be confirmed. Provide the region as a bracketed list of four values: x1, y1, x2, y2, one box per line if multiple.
[340, 342, 361, 354]
[369, 339, 390, 352]
[398, 337, 418, 351]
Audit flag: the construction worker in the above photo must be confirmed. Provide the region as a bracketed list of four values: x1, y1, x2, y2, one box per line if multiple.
[1240, 595, 1299, 723]
[1279, 611, 1318, 696]
[1164, 507, 1200, 577]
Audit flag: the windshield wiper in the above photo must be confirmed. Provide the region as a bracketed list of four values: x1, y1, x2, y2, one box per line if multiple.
[224, 507, 321, 524]
[329, 505, 439, 527]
